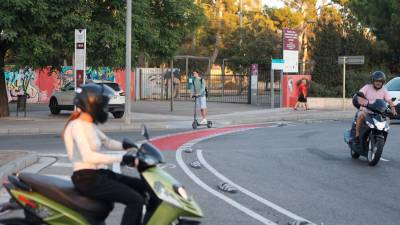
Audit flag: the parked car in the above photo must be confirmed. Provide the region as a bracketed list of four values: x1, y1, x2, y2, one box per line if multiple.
[385, 77, 400, 119]
[49, 80, 125, 118]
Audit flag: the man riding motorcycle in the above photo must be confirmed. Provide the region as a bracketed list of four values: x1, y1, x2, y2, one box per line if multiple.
[354, 71, 397, 146]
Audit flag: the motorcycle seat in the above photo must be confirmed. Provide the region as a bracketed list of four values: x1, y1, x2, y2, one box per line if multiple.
[18, 173, 113, 215]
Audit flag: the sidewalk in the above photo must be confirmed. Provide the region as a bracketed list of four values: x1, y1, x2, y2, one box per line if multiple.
[0, 150, 38, 183]
[1, 101, 356, 136]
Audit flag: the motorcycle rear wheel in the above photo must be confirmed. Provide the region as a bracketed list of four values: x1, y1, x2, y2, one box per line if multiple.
[350, 149, 360, 159]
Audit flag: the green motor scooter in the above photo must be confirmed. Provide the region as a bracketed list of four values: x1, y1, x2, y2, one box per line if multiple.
[0, 125, 203, 225]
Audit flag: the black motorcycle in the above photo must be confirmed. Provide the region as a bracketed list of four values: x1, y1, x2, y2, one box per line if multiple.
[344, 99, 392, 166]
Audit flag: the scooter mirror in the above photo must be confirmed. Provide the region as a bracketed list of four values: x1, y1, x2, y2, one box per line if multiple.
[141, 124, 150, 140]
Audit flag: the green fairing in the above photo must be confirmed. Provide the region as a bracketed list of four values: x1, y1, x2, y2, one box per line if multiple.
[10, 189, 91, 225]
[142, 167, 203, 224]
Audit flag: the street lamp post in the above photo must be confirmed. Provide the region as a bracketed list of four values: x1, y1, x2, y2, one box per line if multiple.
[125, 0, 132, 124]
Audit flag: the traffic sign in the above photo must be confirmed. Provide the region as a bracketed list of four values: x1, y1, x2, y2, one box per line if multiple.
[338, 56, 364, 65]
[75, 29, 86, 87]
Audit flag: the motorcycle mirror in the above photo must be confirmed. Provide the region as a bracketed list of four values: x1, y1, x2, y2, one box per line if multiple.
[141, 124, 150, 140]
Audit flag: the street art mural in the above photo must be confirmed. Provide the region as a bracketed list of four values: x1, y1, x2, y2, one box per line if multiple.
[5, 66, 131, 103]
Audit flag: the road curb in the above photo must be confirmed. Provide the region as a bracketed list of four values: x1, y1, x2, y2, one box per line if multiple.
[0, 111, 354, 136]
[0, 151, 38, 182]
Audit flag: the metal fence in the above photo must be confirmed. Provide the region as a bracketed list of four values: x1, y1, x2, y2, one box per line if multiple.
[136, 66, 283, 107]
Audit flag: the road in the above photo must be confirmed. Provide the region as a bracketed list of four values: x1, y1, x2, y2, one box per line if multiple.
[2, 120, 400, 225]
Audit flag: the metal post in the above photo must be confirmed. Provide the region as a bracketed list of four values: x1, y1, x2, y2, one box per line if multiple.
[124, 0, 132, 124]
[342, 57, 346, 111]
[186, 57, 189, 100]
[280, 70, 283, 108]
[271, 68, 275, 108]
[222, 59, 225, 98]
[170, 59, 174, 112]
[239, 0, 243, 46]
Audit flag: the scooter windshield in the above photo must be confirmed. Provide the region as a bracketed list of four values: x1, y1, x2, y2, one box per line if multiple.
[138, 142, 166, 166]
[368, 99, 388, 114]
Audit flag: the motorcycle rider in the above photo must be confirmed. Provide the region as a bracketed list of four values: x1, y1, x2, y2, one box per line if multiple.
[62, 83, 145, 225]
[354, 71, 397, 146]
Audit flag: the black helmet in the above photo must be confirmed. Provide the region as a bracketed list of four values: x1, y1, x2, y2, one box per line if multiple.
[74, 83, 114, 124]
[372, 71, 386, 83]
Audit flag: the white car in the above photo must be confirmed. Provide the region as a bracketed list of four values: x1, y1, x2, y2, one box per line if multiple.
[49, 80, 125, 118]
[385, 77, 400, 118]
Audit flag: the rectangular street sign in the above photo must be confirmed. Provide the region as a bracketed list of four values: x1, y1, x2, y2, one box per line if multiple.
[338, 56, 364, 65]
[271, 59, 285, 70]
[75, 29, 86, 88]
[283, 28, 299, 73]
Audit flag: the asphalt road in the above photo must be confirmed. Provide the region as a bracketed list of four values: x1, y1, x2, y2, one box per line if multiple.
[2, 121, 400, 225]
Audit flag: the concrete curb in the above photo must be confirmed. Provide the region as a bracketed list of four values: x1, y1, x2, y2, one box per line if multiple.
[0, 151, 38, 182]
[0, 111, 355, 136]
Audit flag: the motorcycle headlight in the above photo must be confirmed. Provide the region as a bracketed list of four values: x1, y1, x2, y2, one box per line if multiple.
[174, 185, 189, 200]
[373, 118, 386, 130]
[366, 121, 375, 129]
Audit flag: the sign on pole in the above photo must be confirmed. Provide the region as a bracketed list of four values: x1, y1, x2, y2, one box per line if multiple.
[75, 29, 86, 88]
[283, 28, 299, 73]
[271, 59, 285, 70]
[338, 56, 364, 65]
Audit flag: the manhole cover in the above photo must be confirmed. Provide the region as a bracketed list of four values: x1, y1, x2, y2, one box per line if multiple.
[218, 182, 238, 193]
[189, 160, 202, 168]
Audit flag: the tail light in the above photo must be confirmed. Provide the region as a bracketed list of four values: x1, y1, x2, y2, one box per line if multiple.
[119, 92, 125, 96]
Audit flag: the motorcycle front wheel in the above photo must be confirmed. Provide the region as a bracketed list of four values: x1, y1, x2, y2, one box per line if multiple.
[367, 136, 384, 166]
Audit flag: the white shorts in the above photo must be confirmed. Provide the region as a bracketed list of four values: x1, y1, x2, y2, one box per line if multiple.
[196, 96, 207, 109]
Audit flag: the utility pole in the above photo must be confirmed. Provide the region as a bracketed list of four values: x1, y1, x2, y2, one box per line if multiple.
[239, 0, 243, 46]
[125, 0, 132, 124]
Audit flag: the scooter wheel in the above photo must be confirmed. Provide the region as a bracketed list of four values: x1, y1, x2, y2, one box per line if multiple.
[207, 121, 212, 128]
[192, 121, 198, 129]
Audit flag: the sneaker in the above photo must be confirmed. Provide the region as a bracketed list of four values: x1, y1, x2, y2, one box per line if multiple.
[200, 119, 208, 124]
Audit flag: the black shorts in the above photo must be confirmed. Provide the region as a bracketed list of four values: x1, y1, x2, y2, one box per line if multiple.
[298, 94, 307, 103]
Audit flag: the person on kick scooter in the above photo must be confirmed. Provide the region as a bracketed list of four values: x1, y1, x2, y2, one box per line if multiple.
[62, 83, 146, 225]
[191, 70, 208, 125]
[354, 71, 397, 147]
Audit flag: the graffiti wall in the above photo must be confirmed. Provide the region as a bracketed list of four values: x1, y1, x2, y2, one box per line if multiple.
[4, 66, 134, 103]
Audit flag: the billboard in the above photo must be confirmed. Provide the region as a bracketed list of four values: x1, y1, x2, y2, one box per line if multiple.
[283, 28, 299, 73]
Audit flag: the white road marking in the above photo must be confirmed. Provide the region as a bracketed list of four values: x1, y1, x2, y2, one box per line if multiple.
[112, 162, 121, 173]
[381, 158, 390, 162]
[197, 150, 314, 224]
[52, 162, 72, 168]
[39, 153, 68, 158]
[176, 144, 277, 225]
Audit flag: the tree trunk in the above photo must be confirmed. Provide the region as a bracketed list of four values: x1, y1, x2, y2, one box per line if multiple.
[210, 1, 224, 70]
[0, 47, 10, 117]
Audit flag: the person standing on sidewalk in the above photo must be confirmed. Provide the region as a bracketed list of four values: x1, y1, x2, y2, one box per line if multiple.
[191, 70, 208, 124]
[294, 78, 310, 110]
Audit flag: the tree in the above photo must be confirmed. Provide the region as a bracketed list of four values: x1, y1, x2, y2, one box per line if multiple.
[347, 0, 400, 72]
[0, 0, 203, 117]
[221, 11, 280, 73]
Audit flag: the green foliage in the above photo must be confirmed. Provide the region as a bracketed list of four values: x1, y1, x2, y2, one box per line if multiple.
[0, 0, 204, 116]
[348, 0, 400, 72]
